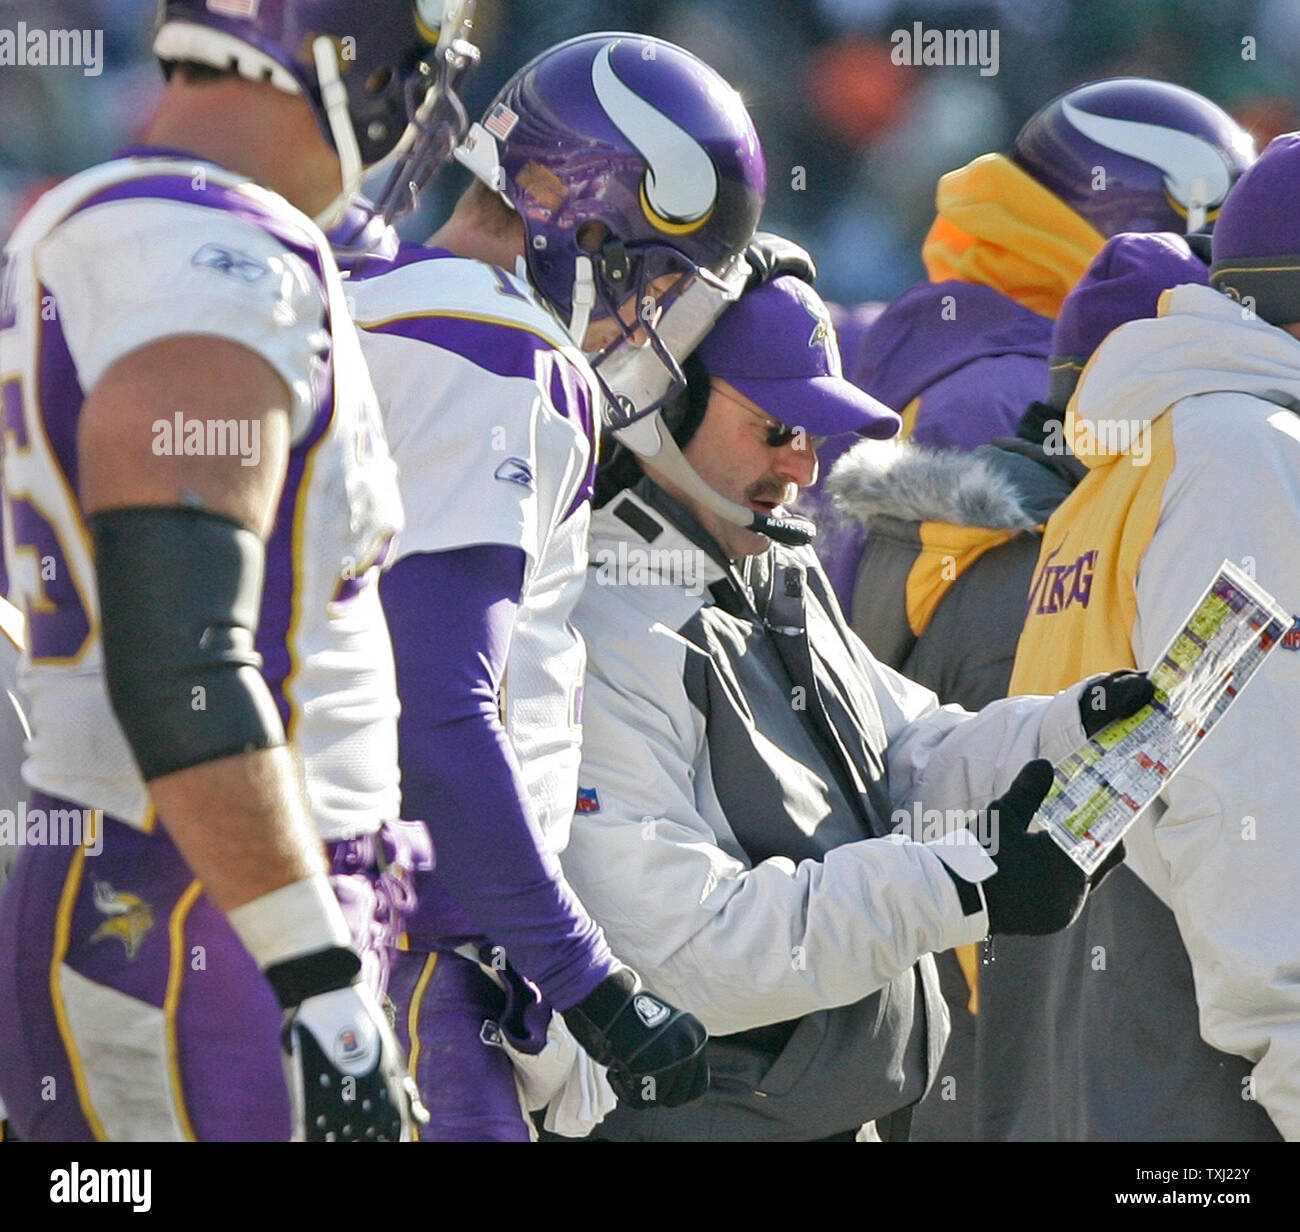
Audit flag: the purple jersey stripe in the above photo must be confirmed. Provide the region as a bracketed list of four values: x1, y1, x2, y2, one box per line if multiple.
[257, 389, 335, 731]
[36, 282, 85, 507]
[366, 311, 565, 384]
[349, 241, 457, 280]
[547, 355, 598, 521]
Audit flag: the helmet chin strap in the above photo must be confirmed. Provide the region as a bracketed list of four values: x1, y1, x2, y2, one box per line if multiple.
[615, 414, 816, 548]
[567, 255, 597, 349]
[312, 36, 365, 231]
[1185, 174, 1208, 235]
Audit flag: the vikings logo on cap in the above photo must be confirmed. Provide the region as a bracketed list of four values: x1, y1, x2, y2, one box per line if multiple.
[790, 280, 842, 377]
[590, 42, 719, 236]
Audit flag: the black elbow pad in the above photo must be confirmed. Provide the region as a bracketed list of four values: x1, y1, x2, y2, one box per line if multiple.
[89, 506, 287, 782]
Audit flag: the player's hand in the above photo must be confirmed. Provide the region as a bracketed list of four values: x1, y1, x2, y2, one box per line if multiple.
[1078, 669, 1155, 738]
[743, 231, 818, 292]
[562, 966, 708, 1110]
[268, 947, 428, 1141]
[967, 760, 1095, 936]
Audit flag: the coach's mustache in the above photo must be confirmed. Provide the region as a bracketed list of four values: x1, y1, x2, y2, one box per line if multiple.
[746, 478, 800, 507]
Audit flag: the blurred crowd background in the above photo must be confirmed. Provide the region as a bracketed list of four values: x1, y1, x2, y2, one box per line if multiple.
[2, 0, 1298, 303]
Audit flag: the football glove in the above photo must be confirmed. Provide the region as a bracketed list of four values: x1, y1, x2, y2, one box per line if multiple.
[743, 231, 818, 292]
[266, 946, 428, 1142]
[958, 760, 1124, 936]
[562, 966, 708, 1110]
[1079, 669, 1156, 738]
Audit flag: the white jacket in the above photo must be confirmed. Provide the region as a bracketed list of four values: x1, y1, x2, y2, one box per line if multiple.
[1020, 282, 1300, 1139]
[564, 484, 1090, 1043]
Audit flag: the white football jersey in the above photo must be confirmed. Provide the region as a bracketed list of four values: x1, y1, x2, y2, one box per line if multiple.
[0, 153, 402, 840]
[349, 249, 599, 853]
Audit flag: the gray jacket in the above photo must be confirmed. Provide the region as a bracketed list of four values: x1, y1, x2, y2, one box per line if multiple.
[563, 478, 1088, 1140]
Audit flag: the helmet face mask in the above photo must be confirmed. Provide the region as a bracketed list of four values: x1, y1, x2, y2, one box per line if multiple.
[1011, 77, 1256, 237]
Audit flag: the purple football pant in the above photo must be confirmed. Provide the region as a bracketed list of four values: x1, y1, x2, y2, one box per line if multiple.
[388, 947, 533, 1142]
[0, 794, 430, 1142]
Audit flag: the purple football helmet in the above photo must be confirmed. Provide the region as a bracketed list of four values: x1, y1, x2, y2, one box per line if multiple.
[456, 32, 766, 334]
[1012, 78, 1256, 236]
[153, 1, 444, 178]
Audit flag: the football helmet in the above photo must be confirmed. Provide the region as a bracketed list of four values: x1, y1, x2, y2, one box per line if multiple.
[154, 0, 449, 222]
[455, 34, 795, 540]
[456, 32, 765, 352]
[1012, 77, 1256, 236]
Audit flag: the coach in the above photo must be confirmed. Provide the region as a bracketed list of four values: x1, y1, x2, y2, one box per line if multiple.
[560, 276, 1149, 1141]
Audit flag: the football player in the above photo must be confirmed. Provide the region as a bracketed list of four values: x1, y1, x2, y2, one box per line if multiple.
[0, 0, 449, 1142]
[342, 32, 767, 1138]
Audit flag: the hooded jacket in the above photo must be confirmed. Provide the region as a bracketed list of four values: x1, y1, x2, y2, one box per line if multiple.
[826, 431, 1082, 710]
[1011, 282, 1300, 1140]
[561, 477, 1091, 1140]
[806, 152, 1106, 613]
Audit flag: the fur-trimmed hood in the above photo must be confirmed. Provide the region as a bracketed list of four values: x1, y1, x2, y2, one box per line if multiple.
[825, 437, 1078, 531]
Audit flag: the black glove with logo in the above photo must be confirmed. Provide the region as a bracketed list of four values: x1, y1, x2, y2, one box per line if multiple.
[562, 966, 708, 1109]
[1079, 669, 1156, 738]
[743, 231, 818, 292]
[948, 760, 1125, 936]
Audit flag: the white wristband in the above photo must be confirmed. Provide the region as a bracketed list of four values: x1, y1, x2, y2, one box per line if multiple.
[227, 873, 353, 971]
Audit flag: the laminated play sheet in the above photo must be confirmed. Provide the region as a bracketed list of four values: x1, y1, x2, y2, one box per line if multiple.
[1036, 561, 1292, 874]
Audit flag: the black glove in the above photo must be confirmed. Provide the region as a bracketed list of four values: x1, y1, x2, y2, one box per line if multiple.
[743, 231, 818, 292]
[951, 760, 1100, 936]
[266, 946, 428, 1141]
[1079, 669, 1155, 738]
[562, 966, 708, 1109]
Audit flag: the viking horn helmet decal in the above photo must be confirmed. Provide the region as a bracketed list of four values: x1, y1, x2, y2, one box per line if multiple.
[1062, 99, 1234, 214]
[591, 42, 719, 233]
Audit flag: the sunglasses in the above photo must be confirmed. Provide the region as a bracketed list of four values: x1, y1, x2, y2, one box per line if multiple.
[713, 385, 824, 450]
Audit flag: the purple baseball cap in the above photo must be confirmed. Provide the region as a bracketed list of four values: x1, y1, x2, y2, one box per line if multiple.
[1210, 132, 1300, 325]
[1049, 231, 1208, 407]
[694, 276, 902, 438]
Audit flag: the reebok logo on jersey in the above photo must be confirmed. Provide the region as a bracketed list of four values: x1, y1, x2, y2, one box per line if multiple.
[494, 456, 534, 488]
[633, 994, 671, 1029]
[192, 243, 269, 283]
